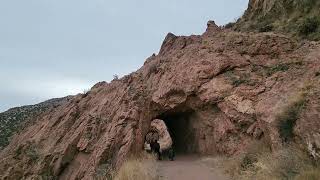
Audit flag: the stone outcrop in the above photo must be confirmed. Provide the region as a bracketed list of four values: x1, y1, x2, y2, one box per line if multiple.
[145, 119, 172, 151]
[1, 9, 320, 180]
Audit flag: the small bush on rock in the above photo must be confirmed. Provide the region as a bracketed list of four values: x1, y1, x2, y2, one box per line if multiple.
[113, 74, 119, 81]
[147, 63, 158, 77]
[95, 163, 114, 180]
[26, 145, 39, 162]
[276, 92, 306, 143]
[299, 17, 320, 36]
[226, 72, 251, 87]
[259, 24, 273, 32]
[14, 142, 39, 162]
[224, 22, 236, 29]
[266, 64, 290, 76]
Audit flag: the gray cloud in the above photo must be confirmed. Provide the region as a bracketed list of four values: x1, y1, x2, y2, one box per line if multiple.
[0, 0, 248, 112]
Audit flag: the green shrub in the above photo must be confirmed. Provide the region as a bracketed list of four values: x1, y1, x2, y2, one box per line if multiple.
[26, 144, 39, 162]
[224, 22, 236, 29]
[276, 92, 306, 143]
[13, 142, 39, 163]
[226, 72, 251, 87]
[232, 78, 248, 87]
[95, 163, 114, 180]
[147, 63, 158, 77]
[40, 169, 56, 180]
[259, 24, 274, 32]
[241, 154, 258, 170]
[299, 17, 320, 36]
[113, 74, 119, 81]
[14, 146, 23, 158]
[219, 140, 271, 179]
[296, 0, 318, 13]
[266, 64, 290, 76]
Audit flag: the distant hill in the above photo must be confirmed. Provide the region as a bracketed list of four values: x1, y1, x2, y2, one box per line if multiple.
[0, 97, 70, 149]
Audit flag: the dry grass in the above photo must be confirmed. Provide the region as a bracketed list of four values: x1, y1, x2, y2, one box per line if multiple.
[217, 86, 319, 179]
[218, 142, 320, 180]
[275, 91, 307, 143]
[295, 167, 320, 180]
[234, 0, 320, 40]
[114, 153, 159, 180]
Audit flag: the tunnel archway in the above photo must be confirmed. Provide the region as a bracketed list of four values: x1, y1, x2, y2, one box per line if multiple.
[157, 109, 197, 154]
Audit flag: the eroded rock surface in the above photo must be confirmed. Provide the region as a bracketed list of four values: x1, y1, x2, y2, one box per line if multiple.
[1, 20, 320, 180]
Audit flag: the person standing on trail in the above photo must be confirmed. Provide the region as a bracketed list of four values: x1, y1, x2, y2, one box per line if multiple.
[155, 140, 161, 160]
[151, 140, 161, 160]
[168, 147, 175, 161]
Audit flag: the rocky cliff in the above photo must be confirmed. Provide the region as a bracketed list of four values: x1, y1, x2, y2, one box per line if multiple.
[1, 1, 320, 180]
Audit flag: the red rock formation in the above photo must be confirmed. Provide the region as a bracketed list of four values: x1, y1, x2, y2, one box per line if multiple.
[145, 119, 172, 151]
[1, 20, 320, 180]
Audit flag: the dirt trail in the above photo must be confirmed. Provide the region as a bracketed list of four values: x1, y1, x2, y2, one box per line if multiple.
[158, 155, 229, 180]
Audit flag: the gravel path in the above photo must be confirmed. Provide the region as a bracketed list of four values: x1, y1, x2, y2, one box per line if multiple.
[158, 155, 229, 180]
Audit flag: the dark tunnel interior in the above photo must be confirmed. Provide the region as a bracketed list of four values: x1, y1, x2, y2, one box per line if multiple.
[157, 110, 197, 154]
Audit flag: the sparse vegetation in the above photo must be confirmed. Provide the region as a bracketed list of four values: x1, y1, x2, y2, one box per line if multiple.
[25, 144, 39, 162]
[221, 140, 271, 178]
[259, 24, 273, 33]
[114, 153, 158, 180]
[265, 64, 290, 76]
[14, 145, 23, 158]
[295, 167, 320, 180]
[232, 78, 248, 87]
[226, 72, 251, 87]
[40, 168, 56, 180]
[276, 91, 306, 142]
[14, 142, 39, 163]
[113, 74, 119, 81]
[0, 98, 66, 149]
[299, 17, 320, 36]
[224, 17, 241, 29]
[147, 63, 158, 77]
[211, 86, 318, 180]
[224, 22, 236, 29]
[235, 0, 320, 40]
[95, 163, 114, 180]
[218, 142, 320, 180]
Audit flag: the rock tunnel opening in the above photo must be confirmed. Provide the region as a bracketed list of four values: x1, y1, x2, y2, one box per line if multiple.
[157, 109, 197, 154]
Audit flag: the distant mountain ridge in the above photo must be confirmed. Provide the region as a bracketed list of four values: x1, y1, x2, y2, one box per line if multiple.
[0, 97, 70, 149]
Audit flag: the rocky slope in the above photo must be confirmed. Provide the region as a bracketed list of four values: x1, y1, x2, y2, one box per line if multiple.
[0, 97, 70, 149]
[0, 2, 320, 180]
[234, 0, 320, 40]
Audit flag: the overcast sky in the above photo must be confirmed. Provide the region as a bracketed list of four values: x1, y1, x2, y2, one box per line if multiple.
[0, 0, 248, 112]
